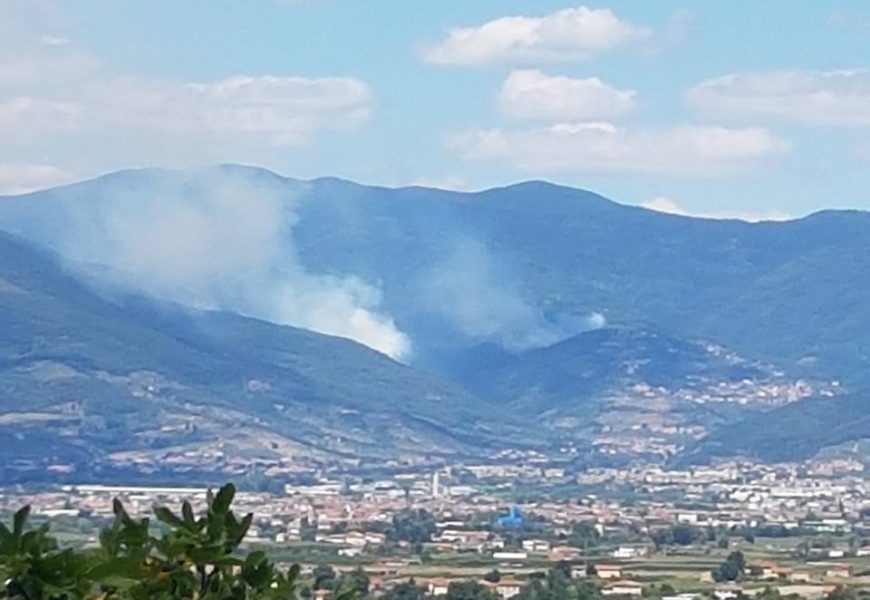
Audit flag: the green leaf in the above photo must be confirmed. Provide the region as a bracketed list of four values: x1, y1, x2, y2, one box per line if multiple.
[181, 501, 195, 525]
[13, 505, 31, 537]
[189, 544, 226, 564]
[113, 498, 134, 525]
[230, 513, 254, 548]
[154, 506, 184, 527]
[86, 556, 148, 581]
[211, 484, 236, 515]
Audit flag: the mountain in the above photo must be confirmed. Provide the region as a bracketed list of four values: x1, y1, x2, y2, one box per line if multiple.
[4, 166, 868, 383]
[441, 327, 834, 464]
[0, 230, 522, 483]
[292, 178, 870, 386]
[677, 392, 870, 465]
[1, 165, 868, 469]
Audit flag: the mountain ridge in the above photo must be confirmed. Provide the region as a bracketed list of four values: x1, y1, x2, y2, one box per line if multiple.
[1, 166, 869, 475]
[6, 165, 868, 222]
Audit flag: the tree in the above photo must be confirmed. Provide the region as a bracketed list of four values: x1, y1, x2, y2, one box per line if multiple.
[569, 522, 600, 547]
[483, 569, 501, 583]
[338, 567, 369, 595]
[382, 580, 426, 600]
[672, 524, 701, 545]
[552, 561, 572, 581]
[712, 551, 746, 582]
[445, 581, 496, 600]
[652, 524, 702, 548]
[300, 516, 318, 542]
[313, 564, 337, 590]
[388, 509, 437, 544]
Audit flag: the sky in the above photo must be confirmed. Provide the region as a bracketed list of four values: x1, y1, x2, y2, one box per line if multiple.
[2, 0, 870, 219]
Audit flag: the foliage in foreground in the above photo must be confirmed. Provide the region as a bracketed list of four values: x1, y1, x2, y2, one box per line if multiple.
[0, 484, 320, 600]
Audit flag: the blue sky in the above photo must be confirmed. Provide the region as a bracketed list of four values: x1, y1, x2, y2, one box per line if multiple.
[2, 0, 870, 219]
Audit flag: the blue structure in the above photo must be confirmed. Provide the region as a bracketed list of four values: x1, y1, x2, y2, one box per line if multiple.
[497, 505, 524, 527]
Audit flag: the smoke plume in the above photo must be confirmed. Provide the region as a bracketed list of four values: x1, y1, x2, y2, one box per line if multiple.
[421, 238, 604, 351]
[52, 168, 412, 360]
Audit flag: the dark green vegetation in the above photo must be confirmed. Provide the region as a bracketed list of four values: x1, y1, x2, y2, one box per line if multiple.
[712, 551, 747, 583]
[0, 483, 310, 599]
[1, 166, 869, 471]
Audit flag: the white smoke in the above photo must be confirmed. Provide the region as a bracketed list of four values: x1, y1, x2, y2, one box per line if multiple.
[55, 169, 412, 360]
[421, 238, 604, 351]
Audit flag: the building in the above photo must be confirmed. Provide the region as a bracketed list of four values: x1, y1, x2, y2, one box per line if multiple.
[611, 546, 648, 559]
[482, 580, 524, 599]
[824, 565, 853, 579]
[596, 565, 624, 580]
[713, 585, 743, 600]
[602, 581, 644, 596]
[493, 551, 528, 561]
[522, 539, 551, 554]
[789, 571, 812, 583]
[750, 562, 789, 580]
[426, 579, 451, 596]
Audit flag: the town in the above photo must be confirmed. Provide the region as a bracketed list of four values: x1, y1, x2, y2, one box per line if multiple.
[2, 455, 867, 600]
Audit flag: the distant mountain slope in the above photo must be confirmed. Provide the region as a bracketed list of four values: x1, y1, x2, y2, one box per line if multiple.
[677, 392, 870, 465]
[292, 177, 870, 384]
[444, 327, 834, 464]
[456, 327, 769, 407]
[3, 166, 867, 385]
[1, 166, 868, 468]
[0, 230, 513, 482]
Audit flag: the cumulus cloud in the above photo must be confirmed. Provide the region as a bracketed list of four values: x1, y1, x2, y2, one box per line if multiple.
[0, 0, 373, 190]
[49, 169, 411, 360]
[642, 196, 793, 222]
[448, 122, 788, 177]
[0, 0, 97, 87]
[0, 163, 77, 194]
[421, 6, 650, 66]
[1, 75, 372, 145]
[499, 69, 636, 121]
[420, 238, 604, 351]
[687, 69, 870, 126]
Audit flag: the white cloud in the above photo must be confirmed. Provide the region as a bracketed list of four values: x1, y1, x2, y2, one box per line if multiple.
[1, 75, 372, 146]
[0, 163, 76, 194]
[688, 69, 870, 126]
[0, 0, 373, 173]
[448, 122, 789, 177]
[421, 6, 650, 66]
[642, 196, 793, 222]
[499, 69, 636, 121]
[0, 0, 97, 86]
[0, 97, 79, 133]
